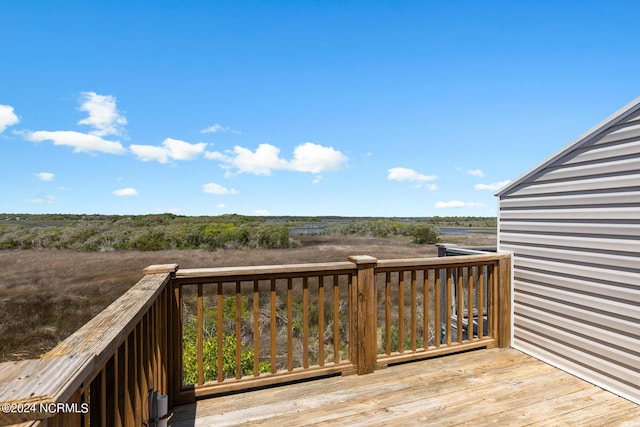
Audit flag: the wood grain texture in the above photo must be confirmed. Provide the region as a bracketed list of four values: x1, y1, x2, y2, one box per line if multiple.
[171, 348, 640, 427]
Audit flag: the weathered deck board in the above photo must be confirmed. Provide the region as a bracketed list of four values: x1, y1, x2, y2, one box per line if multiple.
[171, 348, 640, 426]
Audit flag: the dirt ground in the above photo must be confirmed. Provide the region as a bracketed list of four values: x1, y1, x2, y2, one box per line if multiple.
[0, 232, 495, 361]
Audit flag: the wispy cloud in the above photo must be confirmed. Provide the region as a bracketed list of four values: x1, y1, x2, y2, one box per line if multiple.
[253, 209, 270, 216]
[474, 180, 510, 191]
[435, 200, 485, 209]
[216, 203, 227, 209]
[201, 123, 240, 134]
[34, 172, 55, 181]
[467, 169, 484, 177]
[387, 167, 438, 183]
[130, 138, 207, 163]
[26, 130, 126, 154]
[28, 195, 56, 204]
[22, 92, 127, 155]
[0, 104, 19, 133]
[206, 142, 347, 176]
[78, 92, 127, 137]
[113, 187, 138, 196]
[388, 167, 438, 190]
[202, 183, 238, 195]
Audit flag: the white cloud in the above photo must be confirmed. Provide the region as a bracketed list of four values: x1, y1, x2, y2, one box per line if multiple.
[201, 123, 237, 134]
[202, 183, 238, 195]
[474, 180, 511, 191]
[163, 138, 207, 160]
[129, 144, 169, 163]
[312, 175, 323, 184]
[387, 167, 438, 183]
[26, 130, 126, 154]
[78, 92, 127, 137]
[436, 200, 485, 209]
[130, 138, 207, 163]
[0, 104, 19, 133]
[253, 209, 270, 216]
[28, 195, 55, 204]
[467, 169, 484, 177]
[207, 142, 347, 175]
[204, 151, 231, 162]
[34, 172, 55, 181]
[232, 144, 289, 175]
[290, 142, 347, 173]
[216, 203, 227, 209]
[113, 187, 138, 196]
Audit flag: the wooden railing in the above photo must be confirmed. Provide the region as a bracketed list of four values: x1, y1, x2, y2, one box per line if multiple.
[172, 261, 359, 404]
[171, 253, 511, 403]
[0, 252, 511, 426]
[0, 264, 176, 427]
[374, 254, 510, 366]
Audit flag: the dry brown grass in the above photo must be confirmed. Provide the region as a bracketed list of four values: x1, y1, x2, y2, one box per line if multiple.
[0, 233, 495, 362]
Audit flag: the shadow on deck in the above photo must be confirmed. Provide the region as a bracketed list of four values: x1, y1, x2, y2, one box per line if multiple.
[172, 348, 640, 426]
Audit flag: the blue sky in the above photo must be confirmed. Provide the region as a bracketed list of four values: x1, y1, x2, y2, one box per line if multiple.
[2, 1, 639, 217]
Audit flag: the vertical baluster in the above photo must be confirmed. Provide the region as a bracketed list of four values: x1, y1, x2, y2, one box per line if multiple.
[303, 276, 309, 369]
[142, 312, 150, 397]
[137, 322, 145, 425]
[287, 278, 293, 371]
[235, 281, 242, 380]
[446, 268, 452, 346]
[216, 283, 223, 382]
[318, 276, 325, 367]
[253, 280, 260, 377]
[333, 274, 340, 364]
[150, 301, 156, 391]
[398, 271, 405, 353]
[131, 332, 139, 426]
[423, 269, 429, 349]
[434, 269, 441, 348]
[197, 283, 204, 385]
[468, 266, 475, 340]
[90, 366, 106, 427]
[411, 270, 417, 351]
[173, 283, 183, 398]
[385, 272, 391, 355]
[271, 279, 277, 374]
[478, 266, 485, 339]
[457, 267, 463, 343]
[125, 337, 133, 426]
[492, 262, 499, 340]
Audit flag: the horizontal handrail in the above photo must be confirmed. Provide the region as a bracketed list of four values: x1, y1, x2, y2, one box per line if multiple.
[377, 253, 507, 269]
[175, 262, 356, 283]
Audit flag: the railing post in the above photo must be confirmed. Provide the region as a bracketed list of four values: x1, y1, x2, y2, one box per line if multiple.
[348, 255, 378, 375]
[142, 264, 179, 408]
[497, 255, 512, 348]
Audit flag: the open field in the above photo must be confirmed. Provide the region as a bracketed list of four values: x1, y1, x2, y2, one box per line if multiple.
[0, 232, 495, 362]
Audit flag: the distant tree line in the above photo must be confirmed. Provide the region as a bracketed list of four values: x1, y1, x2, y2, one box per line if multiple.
[339, 219, 440, 244]
[0, 214, 495, 251]
[0, 214, 298, 251]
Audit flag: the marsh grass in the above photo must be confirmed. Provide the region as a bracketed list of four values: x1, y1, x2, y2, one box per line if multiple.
[0, 233, 495, 362]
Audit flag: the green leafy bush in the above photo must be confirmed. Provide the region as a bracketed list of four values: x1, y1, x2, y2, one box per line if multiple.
[182, 296, 271, 385]
[412, 225, 440, 244]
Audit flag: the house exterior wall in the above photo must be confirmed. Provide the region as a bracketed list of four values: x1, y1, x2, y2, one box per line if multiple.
[498, 105, 640, 404]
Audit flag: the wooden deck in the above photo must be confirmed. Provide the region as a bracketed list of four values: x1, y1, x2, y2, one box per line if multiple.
[171, 348, 640, 426]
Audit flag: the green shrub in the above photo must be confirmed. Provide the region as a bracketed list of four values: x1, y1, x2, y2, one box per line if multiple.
[412, 225, 440, 244]
[182, 296, 271, 385]
[133, 230, 170, 251]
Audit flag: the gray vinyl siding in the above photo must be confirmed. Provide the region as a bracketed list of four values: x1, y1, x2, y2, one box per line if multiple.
[498, 101, 640, 404]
